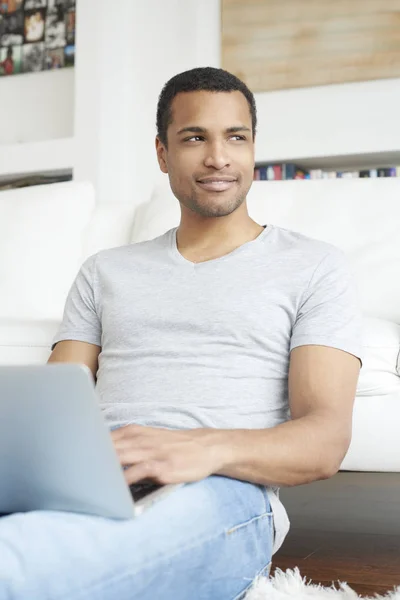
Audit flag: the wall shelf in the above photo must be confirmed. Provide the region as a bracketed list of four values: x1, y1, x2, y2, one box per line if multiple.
[254, 77, 400, 172]
[255, 150, 400, 173]
[0, 138, 75, 180]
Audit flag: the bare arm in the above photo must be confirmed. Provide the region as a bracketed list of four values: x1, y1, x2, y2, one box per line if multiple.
[48, 340, 101, 381]
[111, 345, 361, 488]
[213, 345, 361, 487]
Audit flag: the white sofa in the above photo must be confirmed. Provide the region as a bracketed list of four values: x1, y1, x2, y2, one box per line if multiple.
[0, 182, 136, 365]
[1, 178, 399, 473]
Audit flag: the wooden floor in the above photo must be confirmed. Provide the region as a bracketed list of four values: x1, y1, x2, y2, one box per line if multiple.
[271, 472, 400, 597]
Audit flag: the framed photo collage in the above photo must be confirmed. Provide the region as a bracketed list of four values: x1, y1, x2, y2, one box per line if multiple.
[0, 0, 76, 76]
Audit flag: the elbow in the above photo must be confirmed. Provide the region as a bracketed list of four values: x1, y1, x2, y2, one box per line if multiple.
[319, 463, 339, 481]
[319, 438, 352, 481]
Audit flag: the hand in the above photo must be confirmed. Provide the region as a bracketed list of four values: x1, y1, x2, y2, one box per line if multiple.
[111, 424, 231, 486]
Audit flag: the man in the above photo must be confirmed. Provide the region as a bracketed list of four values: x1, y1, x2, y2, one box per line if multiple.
[0, 67, 362, 600]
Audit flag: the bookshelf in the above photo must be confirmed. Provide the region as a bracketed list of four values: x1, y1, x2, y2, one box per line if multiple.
[255, 150, 400, 180]
[277, 151, 400, 172]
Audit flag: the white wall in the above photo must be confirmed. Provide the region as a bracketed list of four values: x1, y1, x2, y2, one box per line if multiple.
[2, 0, 400, 197]
[74, 0, 400, 208]
[0, 68, 74, 145]
[254, 77, 400, 164]
[73, 0, 221, 207]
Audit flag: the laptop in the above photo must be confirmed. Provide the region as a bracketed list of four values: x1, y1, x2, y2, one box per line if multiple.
[0, 364, 183, 519]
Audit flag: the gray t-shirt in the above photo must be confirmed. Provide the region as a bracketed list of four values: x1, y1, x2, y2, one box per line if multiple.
[53, 224, 363, 554]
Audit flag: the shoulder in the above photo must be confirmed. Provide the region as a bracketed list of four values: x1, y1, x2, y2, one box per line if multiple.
[84, 228, 173, 268]
[269, 228, 355, 305]
[267, 224, 346, 268]
[267, 224, 341, 256]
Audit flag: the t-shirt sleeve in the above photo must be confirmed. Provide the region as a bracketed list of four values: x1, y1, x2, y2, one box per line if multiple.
[52, 254, 102, 350]
[290, 247, 363, 366]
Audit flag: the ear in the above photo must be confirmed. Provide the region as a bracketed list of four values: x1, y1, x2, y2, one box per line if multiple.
[155, 137, 168, 174]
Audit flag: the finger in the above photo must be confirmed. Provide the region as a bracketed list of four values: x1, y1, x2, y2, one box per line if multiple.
[110, 425, 131, 442]
[110, 424, 145, 442]
[123, 461, 164, 486]
[111, 424, 162, 443]
[116, 447, 155, 466]
[112, 435, 158, 456]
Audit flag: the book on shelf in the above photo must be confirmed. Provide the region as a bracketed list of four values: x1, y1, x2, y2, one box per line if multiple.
[254, 163, 309, 181]
[254, 164, 400, 181]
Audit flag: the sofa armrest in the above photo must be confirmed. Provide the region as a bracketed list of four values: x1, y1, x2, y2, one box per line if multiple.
[0, 319, 60, 365]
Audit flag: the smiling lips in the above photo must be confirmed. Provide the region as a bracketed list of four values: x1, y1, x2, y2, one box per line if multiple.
[196, 177, 238, 192]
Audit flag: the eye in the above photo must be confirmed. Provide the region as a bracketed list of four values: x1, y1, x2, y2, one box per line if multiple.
[184, 136, 204, 142]
[230, 135, 247, 141]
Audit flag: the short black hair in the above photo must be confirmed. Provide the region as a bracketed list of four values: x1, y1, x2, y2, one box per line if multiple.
[156, 67, 257, 147]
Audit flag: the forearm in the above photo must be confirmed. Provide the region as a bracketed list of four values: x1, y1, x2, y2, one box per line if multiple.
[199, 415, 349, 488]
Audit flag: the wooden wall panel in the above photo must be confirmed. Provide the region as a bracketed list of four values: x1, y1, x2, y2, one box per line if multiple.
[222, 0, 400, 92]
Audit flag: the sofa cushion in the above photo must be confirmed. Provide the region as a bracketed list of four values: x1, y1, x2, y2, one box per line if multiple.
[0, 319, 60, 346]
[341, 392, 400, 471]
[83, 203, 137, 258]
[0, 181, 95, 321]
[0, 346, 52, 366]
[356, 317, 400, 397]
[0, 319, 59, 365]
[130, 181, 179, 244]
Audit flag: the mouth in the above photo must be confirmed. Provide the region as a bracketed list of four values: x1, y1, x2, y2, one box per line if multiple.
[196, 177, 238, 192]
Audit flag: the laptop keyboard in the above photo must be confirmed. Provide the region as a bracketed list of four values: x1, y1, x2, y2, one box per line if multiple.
[129, 480, 163, 502]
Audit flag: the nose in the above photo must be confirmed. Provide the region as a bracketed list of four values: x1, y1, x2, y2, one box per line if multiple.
[203, 141, 231, 170]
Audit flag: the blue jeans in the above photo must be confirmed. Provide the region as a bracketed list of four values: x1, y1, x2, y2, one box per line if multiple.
[0, 475, 273, 600]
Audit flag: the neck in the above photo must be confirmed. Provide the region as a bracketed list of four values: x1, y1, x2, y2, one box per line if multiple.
[176, 205, 265, 263]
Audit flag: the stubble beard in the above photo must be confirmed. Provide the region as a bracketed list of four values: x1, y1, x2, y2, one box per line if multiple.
[181, 186, 248, 218]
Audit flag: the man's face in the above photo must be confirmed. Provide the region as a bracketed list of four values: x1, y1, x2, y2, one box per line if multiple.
[156, 90, 255, 218]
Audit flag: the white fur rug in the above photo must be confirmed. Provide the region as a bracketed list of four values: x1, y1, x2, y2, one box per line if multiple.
[245, 568, 400, 599]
